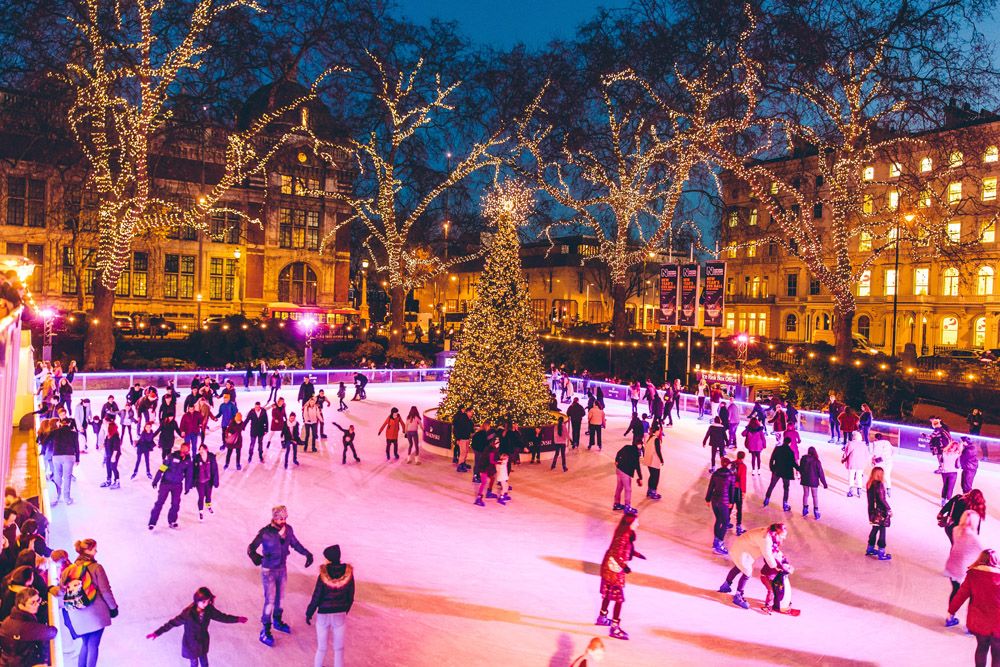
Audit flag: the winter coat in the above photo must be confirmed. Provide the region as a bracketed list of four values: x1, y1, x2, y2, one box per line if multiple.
[732, 460, 747, 493]
[615, 445, 642, 478]
[705, 467, 735, 505]
[703, 423, 729, 449]
[0, 608, 56, 667]
[566, 402, 585, 423]
[192, 453, 220, 489]
[405, 415, 421, 433]
[944, 511, 984, 582]
[302, 403, 321, 425]
[136, 431, 156, 453]
[297, 382, 315, 404]
[152, 604, 241, 659]
[154, 453, 193, 490]
[728, 527, 780, 578]
[247, 524, 311, 570]
[268, 405, 286, 432]
[867, 481, 891, 527]
[379, 415, 403, 440]
[224, 420, 247, 449]
[642, 433, 662, 468]
[179, 412, 201, 438]
[769, 445, 798, 480]
[61, 558, 117, 637]
[624, 416, 644, 445]
[158, 398, 177, 422]
[769, 410, 787, 432]
[73, 403, 92, 428]
[842, 438, 865, 471]
[859, 411, 873, 428]
[452, 412, 474, 439]
[587, 406, 605, 427]
[742, 425, 767, 452]
[49, 425, 79, 459]
[949, 566, 1000, 637]
[600, 527, 637, 589]
[798, 454, 828, 488]
[306, 564, 356, 619]
[961, 443, 980, 475]
[216, 401, 237, 428]
[870, 439, 894, 470]
[838, 411, 860, 432]
[941, 447, 962, 474]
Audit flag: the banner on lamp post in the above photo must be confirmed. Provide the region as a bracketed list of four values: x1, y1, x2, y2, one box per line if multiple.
[678, 263, 699, 327]
[657, 264, 679, 325]
[702, 261, 726, 327]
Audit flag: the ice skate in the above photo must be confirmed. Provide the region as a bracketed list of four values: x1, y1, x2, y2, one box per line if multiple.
[718, 581, 732, 594]
[486, 491, 497, 499]
[110, 482, 120, 489]
[199, 512, 203, 521]
[946, 616, 960, 628]
[100, 481, 111, 488]
[595, 613, 611, 626]
[608, 621, 629, 640]
[877, 549, 892, 561]
[732, 593, 750, 609]
[813, 509, 821, 520]
[259, 625, 275, 647]
[272, 614, 291, 633]
[802, 505, 809, 517]
[847, 489, 854, 497]
[865, 546, 877, 557]
[735, 525, 745, 536]
[474, 496, 485, 506]
[782, 503, 791, 512]
[612, 503, 624, 511]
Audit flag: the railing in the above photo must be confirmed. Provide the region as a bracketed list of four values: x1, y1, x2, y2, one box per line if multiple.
[0, 306, 24, 497]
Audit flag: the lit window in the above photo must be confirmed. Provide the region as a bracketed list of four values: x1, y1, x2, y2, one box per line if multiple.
[889, 162, 901, 177]
[883, 269, 896, 296]
[749, 208, 758, 226]
[984, 177, 997, 201]
[918, 189, 932, 208]
[947, 221, 961, 242]
[983, 220, 996, 243]
[858, 270, 871, 297]
[747, 241, 757, 258]
[950, 151, 964, 168]
[728, 210, 738, 227]
[726, 311, 735, 331]
[862, 194, 874, 215]
[920, 157, 933, 172]
[943, 267, 960, 296]
[887, 190, 899, 211]
[859, 231, 872, 251]
[914, 268, 929, 295]
[948, 181, 962, 204]
[887, 226, 898, 242]
[941, 317, 959, 345]
[863, 166, 875, 181]
[986, 146, 999, 163]
[975, 317, 987, 347]
[726, 245, 737, 259]
[978, 266, 995, 295]
[770, 182, 779, 195]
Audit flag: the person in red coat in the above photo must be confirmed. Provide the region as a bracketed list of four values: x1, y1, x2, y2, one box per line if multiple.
[597, 513, 645, 641]
[948, 549, 1000, 665]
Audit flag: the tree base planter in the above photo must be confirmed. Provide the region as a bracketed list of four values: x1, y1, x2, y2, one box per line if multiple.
[421, 408, 562, 452]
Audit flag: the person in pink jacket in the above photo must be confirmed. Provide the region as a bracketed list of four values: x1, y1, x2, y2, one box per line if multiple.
[841, 432, 866, 498]
[948, 549, 1000, 664]
[741, 418, 767, 475]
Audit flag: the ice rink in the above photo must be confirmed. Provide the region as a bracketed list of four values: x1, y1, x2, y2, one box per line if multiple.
[48, 381, 998, 666]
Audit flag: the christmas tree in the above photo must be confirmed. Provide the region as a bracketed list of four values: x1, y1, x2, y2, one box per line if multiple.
[439, 181, 552, 426]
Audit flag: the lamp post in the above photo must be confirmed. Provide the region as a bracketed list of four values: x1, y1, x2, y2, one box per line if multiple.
[196, 293, 203, 327]
[359, 259, 370, 332]
[40, 308, 55, 363]
[232, 248, 243, 315]
[890, 213, 914, 357]
[301, 316, 318, 370]
[735, 332, 750, 397]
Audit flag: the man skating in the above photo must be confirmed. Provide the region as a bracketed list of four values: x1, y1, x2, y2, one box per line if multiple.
[148, 441, 193, 530]
[247, 505, 313, 647]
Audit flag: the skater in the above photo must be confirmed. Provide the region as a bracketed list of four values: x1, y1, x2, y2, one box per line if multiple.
[783, 421, 801, 460]
[870, 433, 894, 496]
[100, 421, 122, 489]
[570, 638, 606, 667]
[961, 437, 980, 494]
[587, 402, 605, 451]
[179, 405, 202, 450]
[768, 402, 787, 444]
[597, 513, 645, 640]
[266, 371, 282, 405]
[725, 397, 738, 444]
[243, 402, 266, 463]
[730, 451, 747, 535]
[494, 450, 511, 504]
[551, 416, 568, 472]
[131, 422, 155, 479]
[404, 406, 422, 464]
[718, 523, 788, 610]
[452, 405, 474, 470]
[705, 457, 735, 555]
[865, 466, 893, 560]
[265, 398, 286, 453]
[147, 587, 248, 666]
[929, 416, 952, 473]
[567, 398, 585, 448]
[944, 503, 985, 627]
[939, 490, 986, 545]
[703, 416, 729, 472]
[473, 431, 500, 506]
[306, 545, 356, 667]
[60, 538, 118, 667]
[643, 419, 664, 500]
[947, 549, 1000, 666]
[628, 382, 641, 414]
[613, 437, 643, 515]
[526, 426, 543, 464]
[0, 587, 57, 666]
[351, 372, 367, 401]
[247, 506, 314, 647]
[758, 544, 796, 614]
[742, 417, 767, 475]
[838, 407, 859, 446]
[302, 397, 321, 453]
[214, 394, 238, 449]
[378, 408, 403, 461]
[159, 392, 177, 425]
[336, 382, 348, 412]
[827, 393, 844, 444]
[281, 413, 303, 469]
[74, 399, 93, 452]
[661, 385, 675, 427]
[842, 432, 866, 498]
[331, 422, 360, 464]
[696, 378, 708, 419]
[120, 401, 136, 447]
[763, 437, 798, 512]
[941, 438, 962, 506]
[153, 414, 182, 461]
[192, 444, 220, 521]
[859, 404, 874, 445]
[148, 441, 194, 530]
[798, 446, 828, 520]
[223, 412, 247, 470]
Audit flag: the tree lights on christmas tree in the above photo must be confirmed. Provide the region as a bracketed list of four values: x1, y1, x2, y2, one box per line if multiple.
[438, 180, 551, 426]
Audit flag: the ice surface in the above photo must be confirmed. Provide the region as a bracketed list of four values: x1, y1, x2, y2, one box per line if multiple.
[48, 382, 994, 666]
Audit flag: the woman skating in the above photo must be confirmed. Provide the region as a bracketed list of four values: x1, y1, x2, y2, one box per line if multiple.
[597, 513, 645, 640]
[100, 422, 122, 489]
[265, 397, 287, 450]
[551, 416, 568, 472]
[762, 437, 798, 512]
[941, 438, 962, 506]
[60, 538, 118, 667]
[719, 523, 788, 610]
[643, 419, 663, 500]
[404, 406, 422, 464]
[192, 444, 220, 521]
[306, 545, 356, 667]
[147, 586, 247, 667]
[798, 446, 828, 520]
[742, 417, 767, 475]
[865, 466, 893, 560]
[132, 422, 155, 480]
[945, 504, 985, 627]
[302, 397, 321, 453]
[378, 408, 403, 461]
[223, 412, 247, 470]
[842, 432, 866, 498]
[948, 549, 1000, 666]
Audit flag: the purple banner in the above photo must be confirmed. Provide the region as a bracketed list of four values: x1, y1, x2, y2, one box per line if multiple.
[678, 264, 699, 327]
[703, 261, 726, 327]
[658, 264, 679, 325]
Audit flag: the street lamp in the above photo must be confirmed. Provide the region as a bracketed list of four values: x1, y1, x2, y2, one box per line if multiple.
[232, 248, 243, 314]
[196, 293, 203, 326]
[300, 316, 318, 370]
[890, 213, 915, 357]
[359, 259, 370, 331]
[735, 333, 751, 395]
[39, 308, 55, 362]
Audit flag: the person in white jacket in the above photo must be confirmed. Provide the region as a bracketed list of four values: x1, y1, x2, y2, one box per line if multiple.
[718, 523, 789, 610]
[842, 432, 866, 498]
[869, 434, 895, 496]
[945, 507, 985, 627]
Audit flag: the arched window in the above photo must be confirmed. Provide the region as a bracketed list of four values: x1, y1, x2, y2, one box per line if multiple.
[857, 315, 871, 341]
[943, 267, 960, 296]
[278, 262, 318, 305]
[820, 313, 831, 330]
[974, 316, 987, 348]
[941, 316, 959, 346]
[977, 266, 994, 295]
[785, 314, 797, 333]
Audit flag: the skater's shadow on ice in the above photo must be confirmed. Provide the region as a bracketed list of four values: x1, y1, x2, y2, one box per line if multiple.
[794, 573, 943, 630]
[547, 633, 574, 667]
[541, 557, 719, 603]
[651, 629, 879, 666]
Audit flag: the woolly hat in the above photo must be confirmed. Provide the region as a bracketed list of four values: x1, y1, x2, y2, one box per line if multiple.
[271, 505, 288, 521]
[323, 545, 341, 563]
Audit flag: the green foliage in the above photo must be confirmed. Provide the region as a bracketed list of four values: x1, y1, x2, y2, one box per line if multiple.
[783, 360, 915, 418]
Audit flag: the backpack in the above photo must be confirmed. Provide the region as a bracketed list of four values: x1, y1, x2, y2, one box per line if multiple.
[61, 563, 98, 609]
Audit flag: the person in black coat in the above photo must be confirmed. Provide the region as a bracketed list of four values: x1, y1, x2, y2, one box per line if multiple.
[705, 458, 735, 555]
[297, 377, 315, 407]
[306, 545, 356, 667]
[153, 415, 182, 460]
[566, 398, 585, 449]
[149, 443, 194, 530]
[763, 438, 799, 512]
[798, 446, 828, 520]
[147, 587, 246, 665]
[245, 403, 269, 461]
[192, 445, 220, 521]
[0, 587, 56, 667]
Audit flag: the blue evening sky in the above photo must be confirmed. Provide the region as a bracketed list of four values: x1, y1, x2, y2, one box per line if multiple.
[394, 0, 631, 49]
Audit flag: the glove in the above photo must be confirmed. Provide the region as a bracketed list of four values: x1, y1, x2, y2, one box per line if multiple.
[304, 553, 314, 568]
[250, 553, 263, 567]
[151, 482, 158, 489]
[633, 550, 647, 560]
[622, 564, 631, 574]
[110, 608, 119, 619]
[306, 616, 312, 626]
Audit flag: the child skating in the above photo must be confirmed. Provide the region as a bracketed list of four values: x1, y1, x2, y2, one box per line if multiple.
[147, 587, 247, 666]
